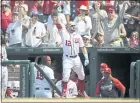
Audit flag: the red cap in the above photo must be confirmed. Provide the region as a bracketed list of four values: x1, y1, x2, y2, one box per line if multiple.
[45, 56, 51, 61]
[104, 68, 111, 73]
[108, 6, 115, 11]
[100, 63, 108, 68]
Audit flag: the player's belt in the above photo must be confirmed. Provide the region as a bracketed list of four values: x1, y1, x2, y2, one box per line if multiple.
[66, 55, 77, 58]
[36, 88, 50, 90]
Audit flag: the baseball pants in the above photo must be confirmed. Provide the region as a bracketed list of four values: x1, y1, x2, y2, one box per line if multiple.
[62, 55, 85, 82]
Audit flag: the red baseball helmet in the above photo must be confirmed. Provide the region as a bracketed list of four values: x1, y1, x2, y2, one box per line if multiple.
[100, 63, 108, 68]
[104, 68, 111, 73]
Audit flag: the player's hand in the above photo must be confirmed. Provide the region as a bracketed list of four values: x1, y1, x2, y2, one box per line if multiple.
[84, 59, 89, 66]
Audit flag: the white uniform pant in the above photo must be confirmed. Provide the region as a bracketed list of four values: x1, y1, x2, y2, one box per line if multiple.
[1, 66, 8, 98]
[62, 55, 85, 82]
[35, 89, 52, 98]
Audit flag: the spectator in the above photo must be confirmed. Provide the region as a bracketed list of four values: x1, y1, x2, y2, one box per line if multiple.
[18, 4, 30, 46]
[47, 4, 67, 25]
[124, 1, 140, 37]
[82, 35, 92, 47]
[136, 11, 140, 34]
[127, 31, 139, 48]
[43, 0, 59, 16]
[13, 0, 28, 13]
[102, 4, 127, 47]
[25, 11, 46, 47]
[44, 11, 62, 47]
[74, 5, 92, 37]
[75, 0, 89, 16]
[6, 12, 22, 47]
[30, 0, 44, 14]
[93, 30, 105, 47]
[90, 1, 107, 40]
[1, 1, 12, 36]
[95, 68, 126, 98]
[30, 0, 47, 23]
[62, 0, 71, 22]
[103, 0, 117, 11]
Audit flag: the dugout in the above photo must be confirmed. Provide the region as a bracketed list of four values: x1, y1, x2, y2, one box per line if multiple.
[98, 53, 140, 97]
[6, 47, 140, 97]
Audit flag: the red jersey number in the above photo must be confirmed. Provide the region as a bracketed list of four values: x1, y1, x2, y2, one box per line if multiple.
[65, 40, 71, 46]
[36, 71, 44, 80]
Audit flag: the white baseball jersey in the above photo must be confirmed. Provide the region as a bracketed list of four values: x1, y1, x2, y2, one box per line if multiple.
[0, 45, 8, 98]
[25, 21, 46, 47]
[6, 20, 22, 46]
[74, 15, 92, 37]
[56, 80, 78, 98]
[34, 64, 54, 98]
[60, 27, 85, 56]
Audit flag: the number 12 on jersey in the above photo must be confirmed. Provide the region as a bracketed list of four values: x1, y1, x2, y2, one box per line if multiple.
[65, 40, 71, 46]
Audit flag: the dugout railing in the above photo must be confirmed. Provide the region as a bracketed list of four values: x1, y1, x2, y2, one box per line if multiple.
[1, 60, 35, 97]
[5, 47, 140, 97]
[130, 60, 140, 98]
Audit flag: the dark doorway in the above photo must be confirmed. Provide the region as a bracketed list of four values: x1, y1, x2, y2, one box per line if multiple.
[99, 53, 140, 97]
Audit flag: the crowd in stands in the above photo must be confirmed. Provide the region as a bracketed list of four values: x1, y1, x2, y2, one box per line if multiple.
[1, 0, 140, 48]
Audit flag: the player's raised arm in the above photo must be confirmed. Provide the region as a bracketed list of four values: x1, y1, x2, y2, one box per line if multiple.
[81, 47, 89, 66]
[79, 35, 89, 66]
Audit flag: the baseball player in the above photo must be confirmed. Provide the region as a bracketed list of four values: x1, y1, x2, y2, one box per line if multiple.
[1, 35, 8, 98]
[54, 79, 78, 98]
[34, 56, 55, 98]
[100, 63, 108, 79]
[55, 19, 89, 98]
[95, 68, 126, 98]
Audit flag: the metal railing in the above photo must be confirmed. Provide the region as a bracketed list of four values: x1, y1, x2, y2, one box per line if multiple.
[130, 60, 140, 98]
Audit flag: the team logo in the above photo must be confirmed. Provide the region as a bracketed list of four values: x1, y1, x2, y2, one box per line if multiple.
[101, 84, 113, 91]
[75, 38, 80, 43]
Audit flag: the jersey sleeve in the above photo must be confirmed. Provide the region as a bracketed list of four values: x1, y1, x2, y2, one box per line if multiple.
[112, 77, 126, 93]
[95, 80, 102, 96]
[79, 35, 85, 47]
[46, 68, 55, 80]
